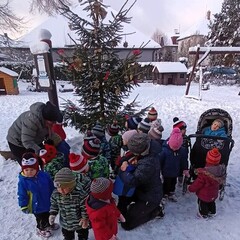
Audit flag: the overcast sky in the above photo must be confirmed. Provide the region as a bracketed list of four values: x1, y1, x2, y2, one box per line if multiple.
[8, 0, 224, 38]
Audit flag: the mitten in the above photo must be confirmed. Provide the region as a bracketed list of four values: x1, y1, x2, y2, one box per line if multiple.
[21, 206, 29, 214]
[49, 215, 56, 225]
[79, 218, 89, 229]
[118, 214, 126, 223]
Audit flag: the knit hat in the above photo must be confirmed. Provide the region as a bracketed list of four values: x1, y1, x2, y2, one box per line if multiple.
[107, 122, 120, 136]
[151, 119, 162, 129]
[168, 128, 183, 151]
[21, 152, 39, 171]
[90, 177, 113, 200]
[148, 127, 164, 140]
[82, 137, 101, 158]
[147, 107, 158, 121]
[212, 119, 224, 128]
[54, 167, 76, 189]
[39, 144, 57, 164]
[122, 129, 138, 145]
[173, 117, 187, 130]
[206, 148, 221, 165]
[69, 153, 89, 173]
[127, 132, 150, 155]
[42, 101, 63, 123]
[126, 116, 142, 130]
[92, 122, 105, 138]
[138, 118, 152, 134]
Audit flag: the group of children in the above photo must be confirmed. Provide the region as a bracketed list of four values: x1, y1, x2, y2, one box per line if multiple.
[17, 107, 227, 239]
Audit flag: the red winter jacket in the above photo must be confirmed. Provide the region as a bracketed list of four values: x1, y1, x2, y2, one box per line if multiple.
[188, 164, 226, 202]
[52, 123, 66, 140]
[86, 196, 121, 240]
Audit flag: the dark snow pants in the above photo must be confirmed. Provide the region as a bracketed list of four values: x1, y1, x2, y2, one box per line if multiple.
[34, 212, 50, 230]
[62, 228, 89, 240]
[198, 198, 216, 217]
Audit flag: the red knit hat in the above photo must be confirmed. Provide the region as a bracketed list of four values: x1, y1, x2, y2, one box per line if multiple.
[168, 128, 183, 151]
[206, 148, 221, 165]
[82, 137, 101, 159]
[21, 152, 39, 171]
[39, 144, 57, 164]
[69, 153, 89, 173]
[107, 121, 120, 136]
[90, 177, 113, 200]
[173, 117, 187, 130]
[148, 107, 158, 121]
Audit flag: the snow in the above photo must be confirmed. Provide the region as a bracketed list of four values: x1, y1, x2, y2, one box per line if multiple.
[30, 41, 50, 54]
[0, 67, 18, 77]
[152, 62, 187, 73]
[1, 81, 240, 240]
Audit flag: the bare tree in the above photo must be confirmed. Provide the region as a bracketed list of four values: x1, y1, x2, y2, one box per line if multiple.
[0, 0, 24, 32]
[152, 28, 168, 46]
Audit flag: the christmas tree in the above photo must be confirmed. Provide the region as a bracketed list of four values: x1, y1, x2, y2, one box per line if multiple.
[57, 0, 145, 131]
[207, 0, 240, 67]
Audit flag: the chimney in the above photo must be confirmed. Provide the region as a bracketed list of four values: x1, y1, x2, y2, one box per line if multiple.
[206, 10, 211, 20]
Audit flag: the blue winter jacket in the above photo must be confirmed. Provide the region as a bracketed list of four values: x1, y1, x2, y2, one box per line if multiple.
[159, 141, 188, 178]
[18, 170, 54, 214]
[202, 126, 227, 138]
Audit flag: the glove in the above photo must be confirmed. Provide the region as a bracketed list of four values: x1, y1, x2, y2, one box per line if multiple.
[109, 235, 117, 240]
[183, 170, 190, 178]
[49, 215, 56, 225]
[79, 218, 89, 229]
[21, 207, 29, 214]
[118, 214, 126, 223]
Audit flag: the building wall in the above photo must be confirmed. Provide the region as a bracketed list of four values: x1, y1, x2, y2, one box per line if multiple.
[0, 72, 19, 95]
[152, 70, 186, 85]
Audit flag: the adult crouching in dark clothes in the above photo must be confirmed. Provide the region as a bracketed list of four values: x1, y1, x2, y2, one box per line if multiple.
[119, 132, 164, 231]
[7, 101, 63, 165]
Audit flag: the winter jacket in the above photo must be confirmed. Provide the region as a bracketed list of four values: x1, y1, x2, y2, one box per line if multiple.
[98, 136, 111, 164]
[18, 170, 54, 214]
[50, 174, 91, 231]
[202, 126, 227, 138]
[188, 164, 226, 202]
[7, 102, 54, 153]
[44, 152, 65, 180]
[52, 123, 66, 140]
[56, 140, 70, 167]
[86, 195, 121, 240]
[87, 155, 110, 180]
[149, 139, 164, 157]
[119, 152, 163, 204]
[109, 134, 123, 166]
[159, 141, 188, 178]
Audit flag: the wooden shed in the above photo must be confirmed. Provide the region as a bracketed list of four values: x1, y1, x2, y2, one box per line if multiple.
[0, 67, 19, 95]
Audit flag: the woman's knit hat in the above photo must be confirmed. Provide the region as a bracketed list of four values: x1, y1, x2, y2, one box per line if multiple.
[137, 118, 152, 134]
[168, 128, 183, 151]
[82, 137, 101, 158]
[42, 101, 63, 123]
[39, 144, 57, 164]
[92, 122, 105, 138]
[122, 129, 138, 145]
[173, 117, 187, 130]
[21, 152, 39, 171]
[126, 116, 142, 130]
[54, 167, 76, 189]
[127, 132, 150, 155]
[147, 107, 158, 121]
[206, 148, 221, 165]
[69, 153, 89, 173]
[90, 177, 113, 200]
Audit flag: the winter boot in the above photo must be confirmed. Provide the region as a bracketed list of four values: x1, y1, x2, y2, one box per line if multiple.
[168, 192, 178, 202]
[36, 228, 52, 238]
[48, 223, 60, 231]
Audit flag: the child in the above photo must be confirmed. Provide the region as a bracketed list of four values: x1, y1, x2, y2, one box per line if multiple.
[86, 177, 125, 240]
[107, 121, 123, 178]
[202, 118, 227, 137]
[147, 107, 158, 122]
[17, 152, 55, 238]
[39, 143, 65, 180]
[137, 117, 152, 134]
[125, 116, 142, 130]
[159, 128, 189, 202]
[49, 168, 89, 240]
[188, 148, 226, 219]
[81, 136, 109, 179]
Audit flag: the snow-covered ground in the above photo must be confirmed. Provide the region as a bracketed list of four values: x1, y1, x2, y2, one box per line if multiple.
[1, 81, 240, 240]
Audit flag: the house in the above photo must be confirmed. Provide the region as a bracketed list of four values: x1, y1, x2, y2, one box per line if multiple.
[151, 62, 187, 85]
[0, 67, 19, 95]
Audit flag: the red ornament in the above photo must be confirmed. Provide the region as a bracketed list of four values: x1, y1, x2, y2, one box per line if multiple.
[132, 49, 141, 55]
[104, 71, 110, 80]
[57, 49, 65, 55]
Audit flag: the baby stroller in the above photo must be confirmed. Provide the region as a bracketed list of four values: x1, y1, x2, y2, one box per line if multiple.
[184, 108, 234, 200]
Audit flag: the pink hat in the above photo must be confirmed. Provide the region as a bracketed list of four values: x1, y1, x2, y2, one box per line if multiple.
[168, 128, 183, 151]
[69, 153, 89, 173]
[122, 130, 138, 145]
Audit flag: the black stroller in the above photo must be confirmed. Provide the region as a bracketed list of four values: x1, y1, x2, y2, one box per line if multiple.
[184, 108, 234, 200]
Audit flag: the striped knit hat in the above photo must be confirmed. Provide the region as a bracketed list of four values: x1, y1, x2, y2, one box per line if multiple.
[82, 137, 101, 159]
[39, 144, 57, 164]
[138, 118, 152, 134]
[90, 177, 113, 200]
[173, 117, 187, 130]
[54, 167, 76, 189]
[148, 127, 164, 140]
[206, 148, 221, 165]
[147, 107, 158, 121]
[126, 116, 142, 130]
[107, 122, 120, 136]
[69, 153, 89, 173]
[92, 122, 105, 138]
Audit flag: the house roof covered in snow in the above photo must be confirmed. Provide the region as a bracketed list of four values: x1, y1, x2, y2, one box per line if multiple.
[177, 17, 211, 41]
[151, 62, 187, 73]
[17, 6, 160, 49]
[0, 67, 18, 77]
